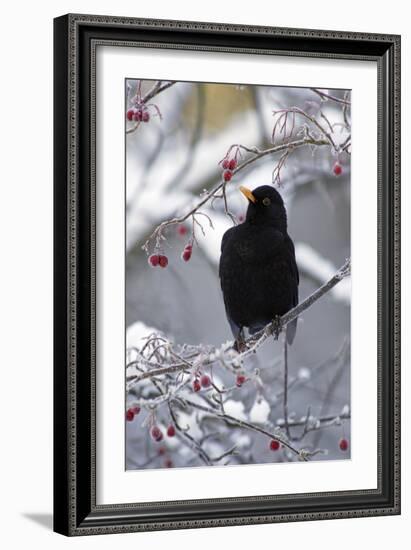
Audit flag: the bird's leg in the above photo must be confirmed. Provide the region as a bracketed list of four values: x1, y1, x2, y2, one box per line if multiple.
[234, 328, 247, 353]
[271, 315, 282, 340]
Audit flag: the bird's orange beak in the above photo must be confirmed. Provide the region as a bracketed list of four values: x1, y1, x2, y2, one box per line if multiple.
[239, 186, 257, 203]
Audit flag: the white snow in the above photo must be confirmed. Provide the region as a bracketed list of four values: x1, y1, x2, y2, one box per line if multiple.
[223, 400, 247, 421]
[126, 320, 160, 349]
[249, 397, 271, 424]
[174, 410, 203, 440]
[234, 434, 252, 449]
[297, 367, 311, 381]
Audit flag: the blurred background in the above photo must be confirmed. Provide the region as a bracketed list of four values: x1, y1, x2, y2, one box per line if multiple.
[125, 80, 351, 470]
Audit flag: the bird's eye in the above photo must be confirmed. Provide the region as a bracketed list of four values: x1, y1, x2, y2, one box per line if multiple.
[262, 197, 271, 206]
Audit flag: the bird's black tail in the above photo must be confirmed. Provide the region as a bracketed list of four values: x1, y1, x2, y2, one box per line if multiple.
[286, 318, 297, 345]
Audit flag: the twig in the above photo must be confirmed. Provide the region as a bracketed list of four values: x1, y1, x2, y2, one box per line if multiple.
[143, 81, 176, 104]
[343, 90, 351, 128]
[283, 337, 290, 437]
[312, 343, 350, 447]
[183, 398, 307, 460]
[169, 402, 211, 466]
[310, 88, 351, 106]
[272, 108, 337, 150]
[280, 411, 350, 428]
[211, 445, 238, 463]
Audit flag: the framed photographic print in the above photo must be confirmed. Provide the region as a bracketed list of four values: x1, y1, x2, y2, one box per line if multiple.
[53, 14, 401, 536]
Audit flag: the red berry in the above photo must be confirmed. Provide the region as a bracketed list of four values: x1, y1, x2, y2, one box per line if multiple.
[228, 158, 237, 170]
[182, 246, 192, 262]
[192, 379, 201, 392]
[158, 446, 166, 456]
[158, 255, 168, 268]
[126, 409, 135, 422]
[223, 170, 232, 182]
[177, 225, 188, 236]
[126, 108, 135, 121]
[142, 110, 150, 122]
[167, 425, 176, 437]
[236, 374, 246, 387]
[131, 405, 141, 415]
[222, 159, 230, 169]
[200, 374, 211, 388]
[269, 439, 280, 451]
[339, 438, 349, 451]
[132, 108, 143, 122]
[164, 458, 173, 468]
[333, 162, 343, 176]
[148, 254, 159, 267]
[151, 426, 163, 442]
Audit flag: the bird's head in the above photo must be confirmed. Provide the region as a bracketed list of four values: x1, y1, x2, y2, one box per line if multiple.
[240, 185, 287, 230]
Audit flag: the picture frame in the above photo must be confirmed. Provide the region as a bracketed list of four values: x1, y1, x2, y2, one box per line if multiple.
[53, 13, 401, 536]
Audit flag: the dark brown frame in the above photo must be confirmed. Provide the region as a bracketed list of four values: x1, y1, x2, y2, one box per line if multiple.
[54, 14, 401, 536]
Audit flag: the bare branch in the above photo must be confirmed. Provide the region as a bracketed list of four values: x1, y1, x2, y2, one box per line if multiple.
[183, 398, 307, 460]
[310, 88, 351, 106]
[142, 81, 176, 104]
[142, 135, 329, 253]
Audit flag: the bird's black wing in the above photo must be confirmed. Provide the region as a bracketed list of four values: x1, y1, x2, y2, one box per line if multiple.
[219, 227, 242, 339]
[219, 226, 235, 282]
[284, 234, 299, 344]
[220, 225, 235, 254]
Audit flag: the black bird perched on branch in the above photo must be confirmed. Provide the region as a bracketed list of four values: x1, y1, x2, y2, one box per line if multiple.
[219, 185, 299, 350]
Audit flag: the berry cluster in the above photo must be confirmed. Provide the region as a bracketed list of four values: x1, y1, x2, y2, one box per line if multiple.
[192, 374, 212, 392]
[220, 155, 238, 182]
[181, 243, 193, 262]
[126, 82, 163, 126]
[151, 424, 176, 443]
[126, 405, 141, 422]
[126, 107, 150, 123]
[148, 254, 168, 268]
[152, 425, 176, 468]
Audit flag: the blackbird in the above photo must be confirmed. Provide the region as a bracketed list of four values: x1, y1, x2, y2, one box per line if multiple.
[219, 185, 299, 348]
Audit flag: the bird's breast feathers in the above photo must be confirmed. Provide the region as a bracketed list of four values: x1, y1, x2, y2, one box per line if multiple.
[224, 226, 285, 265]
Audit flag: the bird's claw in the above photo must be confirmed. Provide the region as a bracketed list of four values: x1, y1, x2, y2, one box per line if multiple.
[233, 339, 248, 353]
[271, 315, 282, 340]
